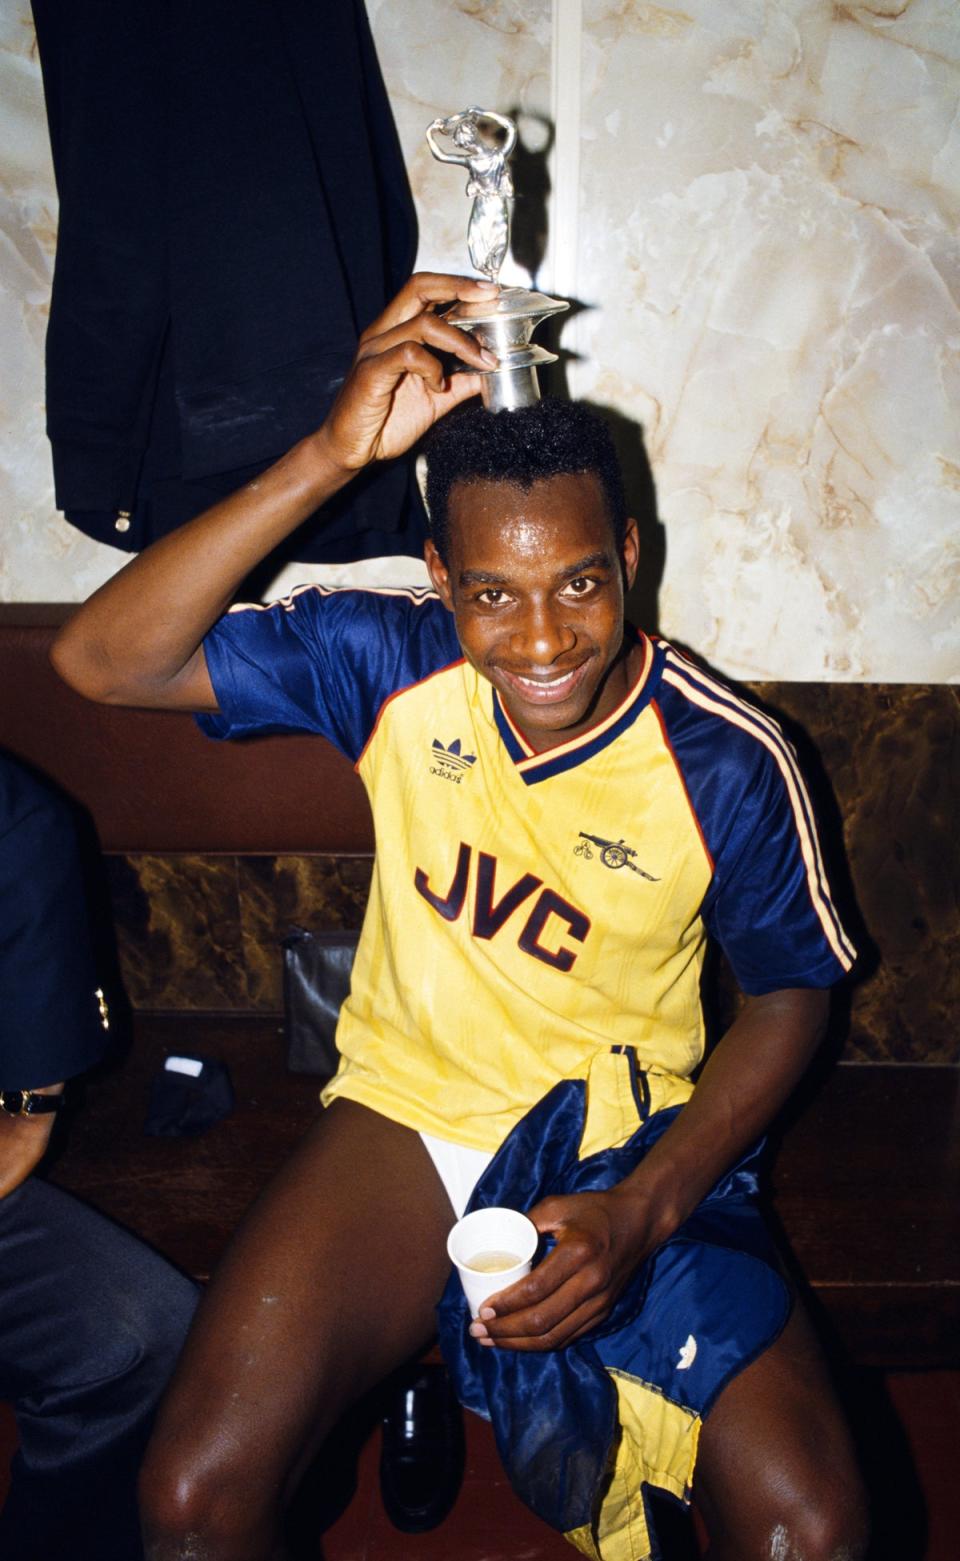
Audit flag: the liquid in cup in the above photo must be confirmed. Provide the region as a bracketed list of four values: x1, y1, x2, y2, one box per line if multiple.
[464, 1249, 522, 1273]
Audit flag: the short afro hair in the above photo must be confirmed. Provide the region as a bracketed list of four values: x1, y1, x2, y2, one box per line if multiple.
[424, 399, 627, 564]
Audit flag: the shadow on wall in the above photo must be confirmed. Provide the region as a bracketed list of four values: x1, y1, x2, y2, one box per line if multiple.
[594, 401, 664, 638]
[502, 108, 666, 636]
[505, 105, 554, 288]
[538, 317, 666, 639]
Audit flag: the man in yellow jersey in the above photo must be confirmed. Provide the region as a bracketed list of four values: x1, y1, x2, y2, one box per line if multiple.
[52, 275, 868, 1561]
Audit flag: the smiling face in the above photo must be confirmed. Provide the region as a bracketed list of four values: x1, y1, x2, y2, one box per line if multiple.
[425, 472, 640, 752]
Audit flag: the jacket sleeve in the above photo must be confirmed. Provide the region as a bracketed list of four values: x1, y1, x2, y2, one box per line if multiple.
[0, 757, 106, 1090]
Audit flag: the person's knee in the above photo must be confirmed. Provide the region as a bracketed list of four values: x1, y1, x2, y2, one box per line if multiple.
[138, 1431, 277, 1558]
[138, 1441, 219, 1550]
[702, 1459, 870, 1561]
[758, 1473, 870, 1561]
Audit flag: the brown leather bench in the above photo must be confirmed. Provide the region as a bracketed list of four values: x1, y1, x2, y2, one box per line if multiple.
[0, 605, 373, 854]
[2, 605, 958, 1369]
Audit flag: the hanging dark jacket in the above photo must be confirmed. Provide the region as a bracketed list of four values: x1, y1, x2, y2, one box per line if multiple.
[31, 0, 425, 562]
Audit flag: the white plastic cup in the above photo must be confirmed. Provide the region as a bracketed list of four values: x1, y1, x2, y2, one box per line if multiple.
[447, 1206, 539, 1319]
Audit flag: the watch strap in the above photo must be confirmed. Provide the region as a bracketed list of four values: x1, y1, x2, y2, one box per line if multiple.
[0, 1089, 65, 1118]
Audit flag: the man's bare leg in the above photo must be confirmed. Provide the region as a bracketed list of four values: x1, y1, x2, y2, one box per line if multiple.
[694, 1297, 869, 1561]
[139, 1100, 456, 1561]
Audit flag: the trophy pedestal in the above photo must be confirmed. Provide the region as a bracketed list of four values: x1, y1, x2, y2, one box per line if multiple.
[447, 286, 569, 411]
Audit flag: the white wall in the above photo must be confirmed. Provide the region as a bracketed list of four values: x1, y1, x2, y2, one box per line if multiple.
[2, 1, 958, 679]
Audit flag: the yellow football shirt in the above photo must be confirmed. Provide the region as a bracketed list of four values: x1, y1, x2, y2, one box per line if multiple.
[200, 587, 854, 1150]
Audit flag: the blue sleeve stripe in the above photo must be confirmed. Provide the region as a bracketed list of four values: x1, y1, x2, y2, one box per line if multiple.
[662, 652, 856, 972]
[664, 647, 856, 963]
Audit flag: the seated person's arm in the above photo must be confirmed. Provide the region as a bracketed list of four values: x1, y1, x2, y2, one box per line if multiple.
[619, 985, 828, 1232]
[50, 274, 496, 713]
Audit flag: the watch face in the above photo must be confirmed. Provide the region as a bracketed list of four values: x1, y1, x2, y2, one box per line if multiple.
[1, 1090, 26, 1116]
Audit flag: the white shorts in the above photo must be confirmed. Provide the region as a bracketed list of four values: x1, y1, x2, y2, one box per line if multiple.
[419, 1132, 495, 1220]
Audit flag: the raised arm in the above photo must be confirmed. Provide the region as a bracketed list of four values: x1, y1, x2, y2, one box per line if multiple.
[484, 109, 518, 161]
[50, 274, 497, 712]
[425, 119, 473, 167]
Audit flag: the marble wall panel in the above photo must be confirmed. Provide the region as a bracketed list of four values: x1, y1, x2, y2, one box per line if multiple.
[105, 854, 248, 1012]
[2, 2, 959, 684]
[574, 0, 960, 681]
[106, 852, 373, 1013]
[758, 681, 960, 1064]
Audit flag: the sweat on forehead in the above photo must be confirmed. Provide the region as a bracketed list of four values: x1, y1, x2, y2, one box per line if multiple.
[424, 399, 626, 564]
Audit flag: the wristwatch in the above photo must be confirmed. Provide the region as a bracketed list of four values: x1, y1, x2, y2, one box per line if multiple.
[0, 1089, 65, 1118]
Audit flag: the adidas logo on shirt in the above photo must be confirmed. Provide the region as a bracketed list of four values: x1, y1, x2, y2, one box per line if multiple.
[429, 737, 478, 784]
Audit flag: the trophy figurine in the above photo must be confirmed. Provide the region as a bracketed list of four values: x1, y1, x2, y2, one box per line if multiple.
[426, 107, 568, 412]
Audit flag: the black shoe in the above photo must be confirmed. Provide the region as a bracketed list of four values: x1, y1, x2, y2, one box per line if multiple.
[379, 1363, 465, 1533]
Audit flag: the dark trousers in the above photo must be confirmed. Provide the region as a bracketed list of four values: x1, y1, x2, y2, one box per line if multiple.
[0, 1179, 199, 1560]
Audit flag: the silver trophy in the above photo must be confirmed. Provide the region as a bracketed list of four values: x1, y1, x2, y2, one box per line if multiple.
[426, 107, 568, 412]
